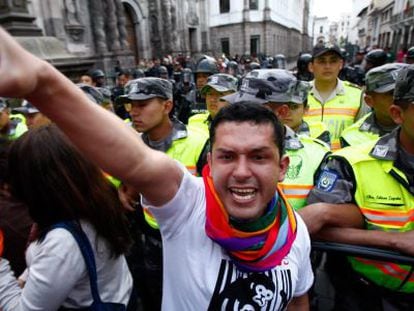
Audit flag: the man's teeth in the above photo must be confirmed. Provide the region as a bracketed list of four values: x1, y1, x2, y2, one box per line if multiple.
[231, 189, 256, 201]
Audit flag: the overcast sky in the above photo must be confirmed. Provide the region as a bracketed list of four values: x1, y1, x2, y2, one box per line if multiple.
[312, 0, 353, 21]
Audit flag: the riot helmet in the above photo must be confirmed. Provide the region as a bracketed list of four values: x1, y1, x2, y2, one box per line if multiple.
[364, 49, 387, 72]
[133, 69, 145, 79]
[182, 68, 193, 84]
[195, 58, 219, 74]
[227, 60, 239, 76]
[159, 65, 169, 79]
[296, 53, 313, 81]
[272, 54, 286, 69]
[91, 69, 106, 87]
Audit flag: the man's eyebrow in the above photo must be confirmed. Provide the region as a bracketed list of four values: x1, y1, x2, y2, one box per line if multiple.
[214, 146, 273, 153]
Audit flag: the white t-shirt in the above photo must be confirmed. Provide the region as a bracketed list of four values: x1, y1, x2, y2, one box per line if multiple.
[0, 221, 132, 311]
[146, 166, 314, 311]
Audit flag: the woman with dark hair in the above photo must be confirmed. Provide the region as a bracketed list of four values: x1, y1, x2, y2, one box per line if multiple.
[0, 125, 133, 309]
[0, 136, 33, 278]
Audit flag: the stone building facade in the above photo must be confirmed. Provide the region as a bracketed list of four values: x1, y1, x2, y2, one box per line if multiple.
[0, 0, 313, 78]
[209, 0, 313, 64]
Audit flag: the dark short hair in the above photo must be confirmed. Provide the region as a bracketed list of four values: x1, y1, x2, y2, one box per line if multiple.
[209, 102, 285, 157]
[6, 125, 131, 257]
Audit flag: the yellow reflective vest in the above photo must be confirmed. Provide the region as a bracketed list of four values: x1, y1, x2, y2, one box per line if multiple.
[6, 114, 27, 140]
[333, 141, 414, 292]
[305, 81, 362, 150]
[187, 112, 210, 136]
[143, 128, 208, 229]
[280, 131, 330, 210]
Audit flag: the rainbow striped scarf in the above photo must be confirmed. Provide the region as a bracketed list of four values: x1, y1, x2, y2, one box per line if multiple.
[203, 165, 297, 272]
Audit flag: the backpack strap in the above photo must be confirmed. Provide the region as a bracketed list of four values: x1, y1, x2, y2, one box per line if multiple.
[50, 221, 102, 304]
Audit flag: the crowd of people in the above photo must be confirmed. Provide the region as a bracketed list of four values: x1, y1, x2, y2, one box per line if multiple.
[1, 23, 414, 311]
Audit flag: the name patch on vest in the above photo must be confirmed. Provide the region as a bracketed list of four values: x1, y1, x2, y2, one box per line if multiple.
[365, 194, 403, 205]
[317, 170, 338, 192]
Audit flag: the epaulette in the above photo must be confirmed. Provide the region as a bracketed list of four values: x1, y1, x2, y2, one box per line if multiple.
[343, 80, 362, 89]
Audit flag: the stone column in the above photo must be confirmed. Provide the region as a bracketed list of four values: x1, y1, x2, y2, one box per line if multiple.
[89, 0, 108, 54]
[105, 0, 121, 51]
[115, 0, 129, 50]
[0, 0, 42, 36]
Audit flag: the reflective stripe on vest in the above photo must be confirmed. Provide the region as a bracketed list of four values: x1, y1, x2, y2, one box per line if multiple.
[359, 206, 414, 229]
[348, 257, 414, 292]
[143, 128, 208, 229]
[333, 143, 414, 292]
[305, 82, 362, 150]
[279, 184, 314, 211]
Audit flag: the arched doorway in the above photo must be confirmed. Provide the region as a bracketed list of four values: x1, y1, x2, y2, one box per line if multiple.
[123, 3, 139, 63]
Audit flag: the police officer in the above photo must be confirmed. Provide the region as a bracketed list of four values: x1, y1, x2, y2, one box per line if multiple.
[222, 69, 330, 210]
[13, 100, 51, 130]
[188, 73, 238, 135]
[226, 60, 240, 78]
[273, 54, 287, 69]
[116, 77, 208, 310]
[0, 98, 27, 140]
[173, 68, 196, 124]
[111, 69, 131, 118]
[406, 46, 414, 64]
[305, 43, 363, 150]
[91, 69, 106, 88]
[300, 64, 414, 311]
[341, 63, 408, 147]
[193, 57, 219, 114]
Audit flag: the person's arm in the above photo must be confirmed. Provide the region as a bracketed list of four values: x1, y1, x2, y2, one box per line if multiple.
[0, 258, 22, 309]
[0, 27, 181, 206]
[300, 154, 364, 234]
[298, 202, 364, 235]
[287, 294, 309, 311]
[315, 227, 414, 256]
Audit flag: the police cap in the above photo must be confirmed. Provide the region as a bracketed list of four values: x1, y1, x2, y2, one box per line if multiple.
[365, 63, 409, 93]
[77, 83, 105, 105]
[13, 100, 39, 114]
[394, 64, 414, 104]
[117, 77, 173, 104]
[312, 43, 343, 59]
[200, 73, 238, 95]
[222, 69, 310, 105]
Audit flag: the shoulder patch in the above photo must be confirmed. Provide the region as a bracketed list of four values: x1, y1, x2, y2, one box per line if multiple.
[316, 170, 338, 192]
[372, 145, 389, 158]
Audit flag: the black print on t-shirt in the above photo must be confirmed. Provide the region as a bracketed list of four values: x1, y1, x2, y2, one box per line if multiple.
[208, 259, 293, 311]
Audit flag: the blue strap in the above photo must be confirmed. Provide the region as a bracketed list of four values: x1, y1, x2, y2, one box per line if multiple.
[50, 221, 102, 304]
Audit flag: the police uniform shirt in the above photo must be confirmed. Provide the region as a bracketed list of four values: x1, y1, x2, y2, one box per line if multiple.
[142, 120, 188, 153]
[308, 128, 414, 205]
[310, 78, 345, 104]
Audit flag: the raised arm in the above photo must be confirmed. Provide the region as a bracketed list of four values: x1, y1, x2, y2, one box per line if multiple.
[0, 27, 182, 206]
